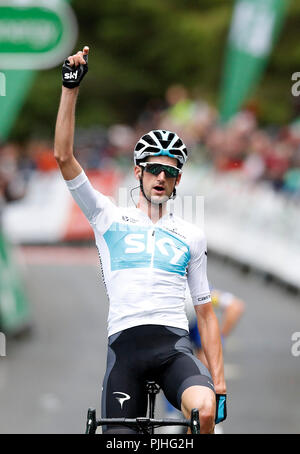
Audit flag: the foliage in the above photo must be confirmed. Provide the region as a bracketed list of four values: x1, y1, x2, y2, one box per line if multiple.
[10, 0, 300, 140]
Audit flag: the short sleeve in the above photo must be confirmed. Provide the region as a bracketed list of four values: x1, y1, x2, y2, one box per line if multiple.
[65, 170, 115, 233]
[187, 230, 211, 306]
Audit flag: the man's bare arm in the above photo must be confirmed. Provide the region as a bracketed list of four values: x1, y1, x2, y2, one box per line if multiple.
[54, 46, 89, 180]
[195, 302, 226, 394]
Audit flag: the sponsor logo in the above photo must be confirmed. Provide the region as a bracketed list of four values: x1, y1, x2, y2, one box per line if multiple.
[164, 226, 186, 240]
[122, 215, 139, 223]
[64, 70, 78, 80]
[113, 392, 131, 409]
[104, 224, 190, 275]
[197, 295, 210, 303]
[124, 233, 188, 265]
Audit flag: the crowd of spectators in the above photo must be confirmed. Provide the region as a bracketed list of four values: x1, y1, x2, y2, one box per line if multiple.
[2, 84, 300, 211]
[139, 84, 300, 198]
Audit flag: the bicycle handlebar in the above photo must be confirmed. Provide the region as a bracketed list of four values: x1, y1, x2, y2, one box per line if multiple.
[86, 407, 200, 434]
[96, 417, 190, 427]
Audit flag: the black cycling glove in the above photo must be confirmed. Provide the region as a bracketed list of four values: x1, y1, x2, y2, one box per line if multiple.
[215, 394, 227, 424]
[62, 53, 88, 89]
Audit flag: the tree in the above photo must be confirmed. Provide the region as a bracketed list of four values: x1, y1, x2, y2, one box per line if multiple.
[10, 0, 300, 140]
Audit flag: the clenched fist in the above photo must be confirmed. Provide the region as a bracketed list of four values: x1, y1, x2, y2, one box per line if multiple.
[62, 46, 89, 89]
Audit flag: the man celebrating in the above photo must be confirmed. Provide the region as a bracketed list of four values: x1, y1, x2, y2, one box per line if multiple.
[54, 46, 226, 434]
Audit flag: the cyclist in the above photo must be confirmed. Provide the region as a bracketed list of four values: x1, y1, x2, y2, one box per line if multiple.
[54, 46, 227, 434]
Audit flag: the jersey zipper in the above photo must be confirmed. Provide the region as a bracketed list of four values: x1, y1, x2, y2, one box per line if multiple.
[148, 228, 156, 300]
[150, 228, 155, 268]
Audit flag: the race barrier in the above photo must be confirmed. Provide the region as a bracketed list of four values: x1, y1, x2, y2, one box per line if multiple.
[182, 166, 300, 289]
[3, 168, 123, 244]
[3, 165, 300, 290]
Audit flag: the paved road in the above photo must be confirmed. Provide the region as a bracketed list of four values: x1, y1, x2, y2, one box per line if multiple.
[0, 246, 299, 434]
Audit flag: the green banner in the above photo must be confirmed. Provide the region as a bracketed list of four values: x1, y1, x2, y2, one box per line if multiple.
[0, 6, 64, 54]
[0, 234, 31, 335]
[219, 0, 288, 123]
[0, 0, 76, 142]
[0, 0, 76, 332]
[0, 70, 36, 142]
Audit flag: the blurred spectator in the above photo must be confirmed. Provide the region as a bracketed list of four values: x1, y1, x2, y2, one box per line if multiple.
[283, 167, 300, 195]
[242, 130, 268, 182]
[4, 86, 300, 203]
[136, 98, 166, 132]
[0, 143, 26, 227]
[264, 142, 292, 191]
[30, 140, 58, 173]
[107, 124, 136, 164]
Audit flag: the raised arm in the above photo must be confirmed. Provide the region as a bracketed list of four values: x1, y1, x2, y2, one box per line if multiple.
[54, 46, 89, 180]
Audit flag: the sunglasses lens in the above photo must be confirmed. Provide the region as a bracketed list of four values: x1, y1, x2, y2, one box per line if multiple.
[165, 166, 179, 177]
[146, 164, 161, 175]
[146, 164, 179, 178]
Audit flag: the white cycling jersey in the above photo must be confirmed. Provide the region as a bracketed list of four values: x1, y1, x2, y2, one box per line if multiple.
[65, 170, 211, 336]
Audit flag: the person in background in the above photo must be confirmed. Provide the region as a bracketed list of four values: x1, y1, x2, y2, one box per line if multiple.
[187, 287, 245, 369]
[164, 286, 245, 434]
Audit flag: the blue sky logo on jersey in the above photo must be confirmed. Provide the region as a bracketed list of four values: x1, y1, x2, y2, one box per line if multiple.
[103, 223, 190, 275]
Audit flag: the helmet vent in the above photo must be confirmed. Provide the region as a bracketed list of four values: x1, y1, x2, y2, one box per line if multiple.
[173, 138, 183, 148]
[160, 140, 171, 149]
[143, 134, 157, 146]
[153, 131, 163, 141]
[145, 146, 160, 153]
[135, 142, 144, 151]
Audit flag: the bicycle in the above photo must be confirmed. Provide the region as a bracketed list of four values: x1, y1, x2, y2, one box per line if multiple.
[85, 380, 200, 434]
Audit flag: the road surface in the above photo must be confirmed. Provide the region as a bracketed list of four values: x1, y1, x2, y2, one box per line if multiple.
[0, 246, 299, 434]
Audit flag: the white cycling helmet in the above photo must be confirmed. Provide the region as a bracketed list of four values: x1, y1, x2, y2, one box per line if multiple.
[134, 130, 188, 168]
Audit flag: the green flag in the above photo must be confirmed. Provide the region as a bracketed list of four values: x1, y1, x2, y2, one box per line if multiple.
[219, 0, 288, 124]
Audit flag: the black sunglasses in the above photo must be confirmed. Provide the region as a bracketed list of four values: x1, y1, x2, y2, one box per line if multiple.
[139, 162, 182, 178]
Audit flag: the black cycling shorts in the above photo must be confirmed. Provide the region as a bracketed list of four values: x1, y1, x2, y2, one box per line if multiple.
[101, 325, 215, 434]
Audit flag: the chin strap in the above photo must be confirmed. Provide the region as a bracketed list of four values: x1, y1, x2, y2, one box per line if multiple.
[169, 187, 177, 200]
[129, 184, 141, 207]
[139, 177, 152, 204]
